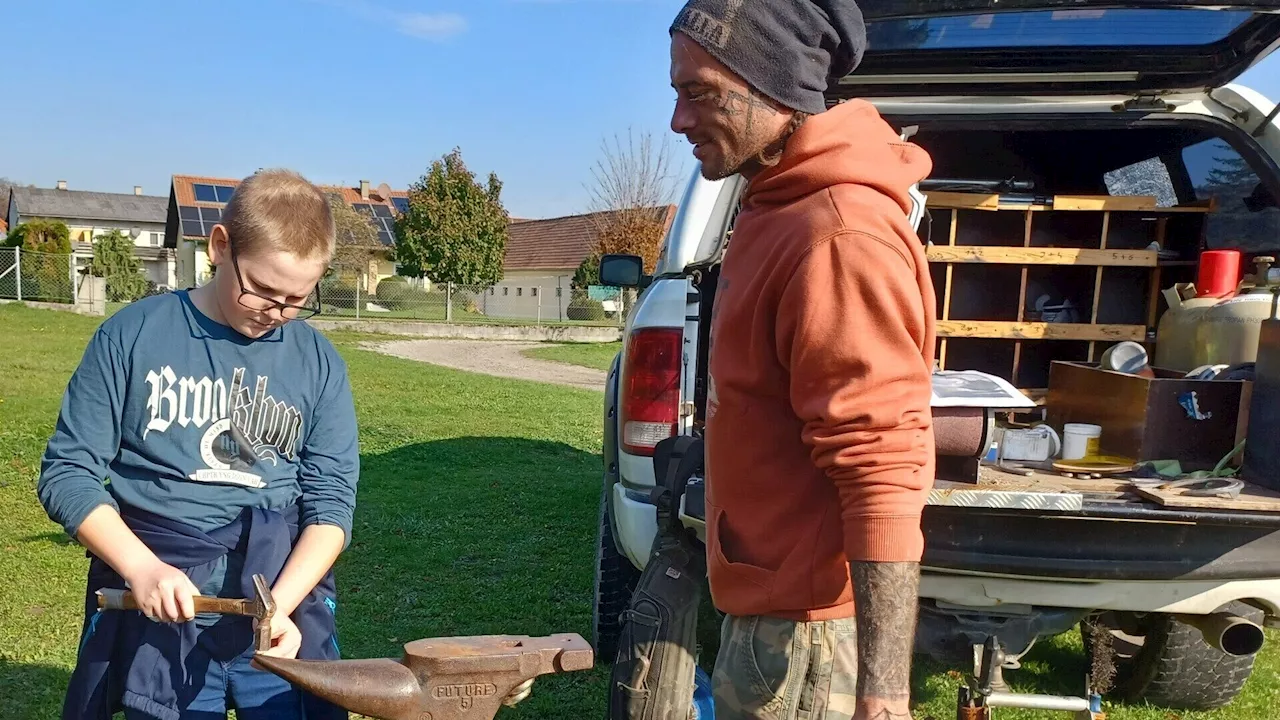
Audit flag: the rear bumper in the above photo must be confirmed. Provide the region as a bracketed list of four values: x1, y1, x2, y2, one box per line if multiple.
[922, 503, 1280, 582]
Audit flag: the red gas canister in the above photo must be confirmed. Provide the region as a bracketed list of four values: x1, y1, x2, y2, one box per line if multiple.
[1197, 249, 1242, 298]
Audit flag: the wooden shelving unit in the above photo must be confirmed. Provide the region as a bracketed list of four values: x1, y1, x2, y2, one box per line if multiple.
[925, 192, 1213, 391]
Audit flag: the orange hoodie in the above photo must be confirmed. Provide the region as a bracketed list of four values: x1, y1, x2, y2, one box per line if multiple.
[704, 99, 936, 621]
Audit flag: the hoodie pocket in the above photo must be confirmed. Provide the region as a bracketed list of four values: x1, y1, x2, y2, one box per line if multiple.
[707, 503, 776, 594]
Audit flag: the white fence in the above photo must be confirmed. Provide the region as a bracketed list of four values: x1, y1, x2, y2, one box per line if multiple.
[0, 247, 76, 304]
[318, 277, 625, 326]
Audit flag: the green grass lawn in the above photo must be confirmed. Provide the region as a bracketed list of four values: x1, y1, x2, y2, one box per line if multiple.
[2, 303, 1279, 719]
[522, 342, 622, 372]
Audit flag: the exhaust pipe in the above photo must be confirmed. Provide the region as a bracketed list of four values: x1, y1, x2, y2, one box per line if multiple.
[1175, 612, 1266, 657]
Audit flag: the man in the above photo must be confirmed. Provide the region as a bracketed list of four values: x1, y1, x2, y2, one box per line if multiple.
[667, 2, 936, 719]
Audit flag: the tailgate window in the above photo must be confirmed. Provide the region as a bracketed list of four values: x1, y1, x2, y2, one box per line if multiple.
[867, 8, 1251, 50]
[1184, 138, 1280, 253]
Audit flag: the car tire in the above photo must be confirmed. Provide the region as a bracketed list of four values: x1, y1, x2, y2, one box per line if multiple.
[592, 489, 641, 663]
[1085, 602, 1262, 710]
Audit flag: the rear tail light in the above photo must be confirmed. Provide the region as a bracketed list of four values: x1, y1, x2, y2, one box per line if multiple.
[620, 327, 683, 456]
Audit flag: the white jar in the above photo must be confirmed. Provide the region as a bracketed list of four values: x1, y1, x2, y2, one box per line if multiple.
[1062, 423, 1102, 460]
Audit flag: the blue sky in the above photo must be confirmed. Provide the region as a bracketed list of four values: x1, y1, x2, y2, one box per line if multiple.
[2, 1, 1279, 219]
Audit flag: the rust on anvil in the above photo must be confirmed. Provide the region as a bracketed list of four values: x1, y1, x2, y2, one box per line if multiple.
[251, 633, 593, 720]
[957, 705, 989, 720]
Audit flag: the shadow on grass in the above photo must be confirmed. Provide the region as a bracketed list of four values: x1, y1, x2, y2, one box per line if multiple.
[333, 436, 610, 718]
[310, 435, 1020, 717]
[21, 531, 76, 547]
[0, 659, 71, 720]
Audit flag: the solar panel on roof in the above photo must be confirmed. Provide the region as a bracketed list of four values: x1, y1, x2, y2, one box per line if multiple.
[200, 207, 222, 223]
[351, 203, 373, 215]
[372, 205, 392, 218]
[193, 183, 234, 204]
[181, 219, 204, 236]
[377, 230, 394, 246]
[391, 197, 409, 213]
[180, 206, 201, 220]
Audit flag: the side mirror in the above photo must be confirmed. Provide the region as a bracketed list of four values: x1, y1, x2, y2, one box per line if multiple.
[599, 254, 649, 289]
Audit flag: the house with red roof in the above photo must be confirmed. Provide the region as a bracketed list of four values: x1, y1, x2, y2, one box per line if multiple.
[494, 206, 676, 321]
[163, 170, 675, 322]
[164, 174, 406, 289]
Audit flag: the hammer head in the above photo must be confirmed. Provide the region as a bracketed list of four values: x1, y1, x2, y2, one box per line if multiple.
[250, 573, 277, 652]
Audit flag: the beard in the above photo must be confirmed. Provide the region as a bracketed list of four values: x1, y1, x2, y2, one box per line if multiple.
[696, 120, 798, 181]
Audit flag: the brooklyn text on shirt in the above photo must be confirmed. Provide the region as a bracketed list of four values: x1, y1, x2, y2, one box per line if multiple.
[143, 366, 304, 489]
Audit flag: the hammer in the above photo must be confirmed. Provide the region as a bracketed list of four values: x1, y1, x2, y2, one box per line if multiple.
[96, 573, 277, 652]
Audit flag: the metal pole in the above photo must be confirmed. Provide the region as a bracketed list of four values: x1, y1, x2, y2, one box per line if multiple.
[984, 692, 1090, 713]
[355, 275, 361, 321]
[15, 248, 21, 301]
[70, 252, 78, 306]
[446, 282, 454, 322]
[537, 286, 542, 325]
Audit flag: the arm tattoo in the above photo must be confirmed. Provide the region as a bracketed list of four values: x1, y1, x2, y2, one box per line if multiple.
[850, 561, 920, 702]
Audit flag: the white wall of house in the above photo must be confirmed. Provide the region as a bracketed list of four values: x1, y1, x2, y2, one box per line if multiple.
[27, 217, 176, 288]
[482, 269, 575, 321]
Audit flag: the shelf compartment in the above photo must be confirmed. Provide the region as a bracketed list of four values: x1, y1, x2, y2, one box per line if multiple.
[942, 338, 1017, 378]
[1030, 210, 1106, 249]
[954, 209, 1028, 247]
[1016, 341, 1092, 389]
[940, 265, 1023, 321]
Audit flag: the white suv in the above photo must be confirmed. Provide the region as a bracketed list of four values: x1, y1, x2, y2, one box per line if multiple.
[594, 1, 1280, 712]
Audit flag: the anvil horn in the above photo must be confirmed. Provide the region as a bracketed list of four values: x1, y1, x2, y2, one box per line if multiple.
[251, 655, 421, 720]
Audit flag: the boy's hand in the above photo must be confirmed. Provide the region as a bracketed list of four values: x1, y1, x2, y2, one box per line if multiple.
[259, 614, 302, 659]
[123, 558, 202, 623]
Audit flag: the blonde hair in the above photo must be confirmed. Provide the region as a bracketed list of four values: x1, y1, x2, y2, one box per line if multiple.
[220, 169, 336, 261]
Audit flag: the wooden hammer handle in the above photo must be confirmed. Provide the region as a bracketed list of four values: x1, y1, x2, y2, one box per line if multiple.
[97, 588, 256, 616]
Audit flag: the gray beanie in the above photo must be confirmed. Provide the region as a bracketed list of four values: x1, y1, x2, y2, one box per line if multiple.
[670, 0, 866, 115]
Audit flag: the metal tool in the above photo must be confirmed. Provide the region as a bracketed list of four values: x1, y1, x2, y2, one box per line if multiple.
[251, 633, 593, 720]
[956, 635, 1106, 720]
[96, 573, 276, 652]
[1158, 476, 1244, 499]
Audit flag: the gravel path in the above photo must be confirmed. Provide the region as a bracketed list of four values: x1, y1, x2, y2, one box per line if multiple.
[361, 339, 608, 392]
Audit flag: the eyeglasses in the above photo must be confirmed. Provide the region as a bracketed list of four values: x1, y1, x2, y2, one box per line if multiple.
[229, 248, 323, 321]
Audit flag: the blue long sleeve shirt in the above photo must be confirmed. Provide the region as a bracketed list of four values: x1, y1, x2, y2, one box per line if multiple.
[37, 289, 360, 558]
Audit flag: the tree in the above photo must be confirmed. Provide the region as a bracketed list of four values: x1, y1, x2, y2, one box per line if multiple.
[91, 230, 150, 302]
[572, 252, 600, 291]
[1195, 139, 1280, 253]
[585, 128, 683, 273]
[7, 219, 72, 301]
[393, 148, 509, 286]
[8, 219, 71, 252]
[327, 194, 382, 281]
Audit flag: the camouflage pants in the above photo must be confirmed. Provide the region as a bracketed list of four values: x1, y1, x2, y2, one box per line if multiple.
[712, 614, 858, 720]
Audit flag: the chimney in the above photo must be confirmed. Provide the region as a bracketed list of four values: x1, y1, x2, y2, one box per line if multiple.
[359, 180, 370, 200]
[56, 180, 67, 191]
[134, 186, 143, 196]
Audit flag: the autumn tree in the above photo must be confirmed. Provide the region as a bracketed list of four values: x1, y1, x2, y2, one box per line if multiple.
[585, 128, 683, 274]
[393, 148, 509, 286]
[327, 194, 382, 282]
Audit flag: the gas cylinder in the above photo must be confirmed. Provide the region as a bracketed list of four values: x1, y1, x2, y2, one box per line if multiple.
[1194, 256, 1280, 368]
[1155, 283, 1219, 372]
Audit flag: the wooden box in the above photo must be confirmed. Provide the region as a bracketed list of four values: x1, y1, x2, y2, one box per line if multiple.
[1045, 361, 1248, 470]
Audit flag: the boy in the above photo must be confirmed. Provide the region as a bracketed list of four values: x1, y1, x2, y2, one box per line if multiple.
[37, 169, 359, 719]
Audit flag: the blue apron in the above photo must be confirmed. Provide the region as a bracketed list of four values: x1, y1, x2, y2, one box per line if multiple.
[62, 503, 348, 720]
